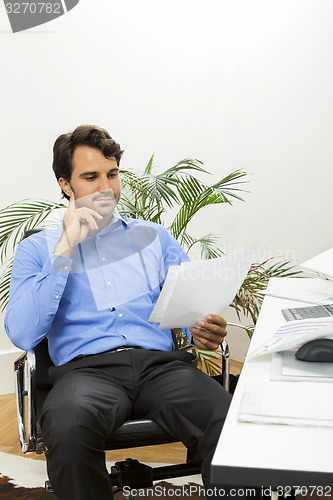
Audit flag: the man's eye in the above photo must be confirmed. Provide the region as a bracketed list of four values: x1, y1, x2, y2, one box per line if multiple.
[85, 176, 96, 181]
[108, 172, 118, 178]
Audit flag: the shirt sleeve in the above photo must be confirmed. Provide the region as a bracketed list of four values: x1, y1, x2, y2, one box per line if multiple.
[4, 237, 72, 351]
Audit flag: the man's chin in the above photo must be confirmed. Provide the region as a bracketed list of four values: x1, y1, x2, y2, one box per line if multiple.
[94, 202, 116, 218]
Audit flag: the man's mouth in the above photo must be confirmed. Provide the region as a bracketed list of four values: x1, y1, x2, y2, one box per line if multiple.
[94, 196, 115, 202]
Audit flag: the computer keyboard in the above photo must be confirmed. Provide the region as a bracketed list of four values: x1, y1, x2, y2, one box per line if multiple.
[261, 287, 333, 304]
[282, 303, 333, 321]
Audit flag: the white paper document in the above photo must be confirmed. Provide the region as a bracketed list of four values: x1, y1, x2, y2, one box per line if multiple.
[246, 317, 333, 359]
[238, 381, 333, 427]
[271, 351, 333, 382]
[149, 250, 253, 329]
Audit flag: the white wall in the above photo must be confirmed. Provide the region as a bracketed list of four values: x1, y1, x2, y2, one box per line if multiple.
[1, 0, 333, 391]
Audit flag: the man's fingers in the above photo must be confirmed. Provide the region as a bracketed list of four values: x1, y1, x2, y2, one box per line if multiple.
[191, 332, 220, 350]
[200, 314, 227, 334]
[191, 327, 223, 343]
[67, 192, 103, 221]
[190, 314, 228, 350]
[194, 321, 227, 337]
[66, 206, 103, 224]
[68, 189, 75, 210]
[68, 204, 103, 221]
[76, 211, 100, 230]
[64, 209, 101, 232]
[77, 207, 103, 220]
[206, 314, 227, 328]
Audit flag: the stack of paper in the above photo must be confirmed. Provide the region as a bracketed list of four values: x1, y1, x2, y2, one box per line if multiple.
[149, 250, 252, 329]
[271, 351, 333, 382]
[238, 380, 333, 427]
[246, 317, 333, 359]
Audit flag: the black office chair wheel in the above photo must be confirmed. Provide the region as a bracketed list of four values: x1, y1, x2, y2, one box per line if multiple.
[45, 480, 54, 492]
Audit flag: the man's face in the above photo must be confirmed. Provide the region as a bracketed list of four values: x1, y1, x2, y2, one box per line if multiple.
[59, 145, 121, 219]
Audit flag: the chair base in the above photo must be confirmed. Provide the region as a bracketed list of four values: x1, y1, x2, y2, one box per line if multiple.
[45, 457, 202, 495]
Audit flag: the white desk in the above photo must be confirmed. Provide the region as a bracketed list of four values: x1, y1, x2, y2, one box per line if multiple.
[211, 277, 333, 490]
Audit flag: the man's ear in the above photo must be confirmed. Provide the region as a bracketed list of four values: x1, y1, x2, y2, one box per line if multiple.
[58, 177, 71, 198]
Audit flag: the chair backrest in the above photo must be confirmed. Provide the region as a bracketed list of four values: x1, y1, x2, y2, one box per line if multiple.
[23, 228, 44, 239]
[33, 338, 54, 420]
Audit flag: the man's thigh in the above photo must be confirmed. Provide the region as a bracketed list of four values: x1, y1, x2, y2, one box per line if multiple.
[41, 367, 133, 440]
[133, 357, 232, 452]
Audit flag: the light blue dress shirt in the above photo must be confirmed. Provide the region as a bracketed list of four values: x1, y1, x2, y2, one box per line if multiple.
[5, 211, 191, 366]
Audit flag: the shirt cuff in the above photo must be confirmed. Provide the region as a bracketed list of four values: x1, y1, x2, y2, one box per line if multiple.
[48, 253, 73, 274]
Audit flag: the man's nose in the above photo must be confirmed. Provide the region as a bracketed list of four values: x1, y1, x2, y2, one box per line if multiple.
[98, 177, 111, 192]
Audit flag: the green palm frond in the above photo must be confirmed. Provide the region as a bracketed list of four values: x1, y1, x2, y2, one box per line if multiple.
[180, 233, 224, 260]
[118, 195, 165, 223]
[120, 169, 180, 211]
[0, 199, 66, 262]
[266, 259, 304, 278]
[140, 174, 180, 209]
[176, 176, 207, 204]
[195, 171, 248, 208]
[170, 171, 248, 239]
[196, 235, 225, 260]
[191, 348, 222, 376]
[144, 154, 155, 174]
[206, 170, 249, 204]
[170, 198, 212, 240]
[162, 158, 208, 176]
[231, 258, 304, 327]
[117, 195, 144, 218]
[0, 258, 13, 312]
[227, 322, 256, 339]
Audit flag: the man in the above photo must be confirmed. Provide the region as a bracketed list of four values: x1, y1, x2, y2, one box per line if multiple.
[5, 125, 232, 500]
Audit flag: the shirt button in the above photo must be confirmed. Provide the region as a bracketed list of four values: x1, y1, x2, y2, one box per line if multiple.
[119, 313, 123, 318]
[101, 257, 106, 262]
[64, 266, 68, 270]
[97, 236, 100, 240]
[55, 295, 59, 299]
[107, 281, 111, 285]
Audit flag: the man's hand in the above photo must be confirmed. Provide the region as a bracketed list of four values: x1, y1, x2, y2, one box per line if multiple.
[54, 191, 103, 258]
[189, 314, 227, 350]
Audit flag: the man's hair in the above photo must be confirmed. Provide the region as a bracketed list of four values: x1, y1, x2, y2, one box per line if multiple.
[52, 125, 124, 200]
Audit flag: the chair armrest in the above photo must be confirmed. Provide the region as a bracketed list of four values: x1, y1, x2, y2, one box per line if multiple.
[14, 350, 38, 453]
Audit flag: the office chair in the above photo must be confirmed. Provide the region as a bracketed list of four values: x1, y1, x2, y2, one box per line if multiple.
[14, 229, 235, 496]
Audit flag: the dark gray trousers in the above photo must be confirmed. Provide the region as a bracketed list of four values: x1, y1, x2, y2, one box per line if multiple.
[41, 349, 232, 500]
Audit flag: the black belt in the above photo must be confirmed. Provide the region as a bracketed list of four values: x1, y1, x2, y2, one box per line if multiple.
[70, 346, 142, 362]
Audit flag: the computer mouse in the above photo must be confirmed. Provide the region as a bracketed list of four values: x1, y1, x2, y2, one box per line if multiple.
[295, 339, 333, 362]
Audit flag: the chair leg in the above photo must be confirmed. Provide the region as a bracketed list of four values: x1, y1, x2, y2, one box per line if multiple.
[45, 480, 54, 492]
[221, 339, 230, 392]
[110, 458, 153, 490]
[46, 479, 116, 498]
[109, 458, 202, 495]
